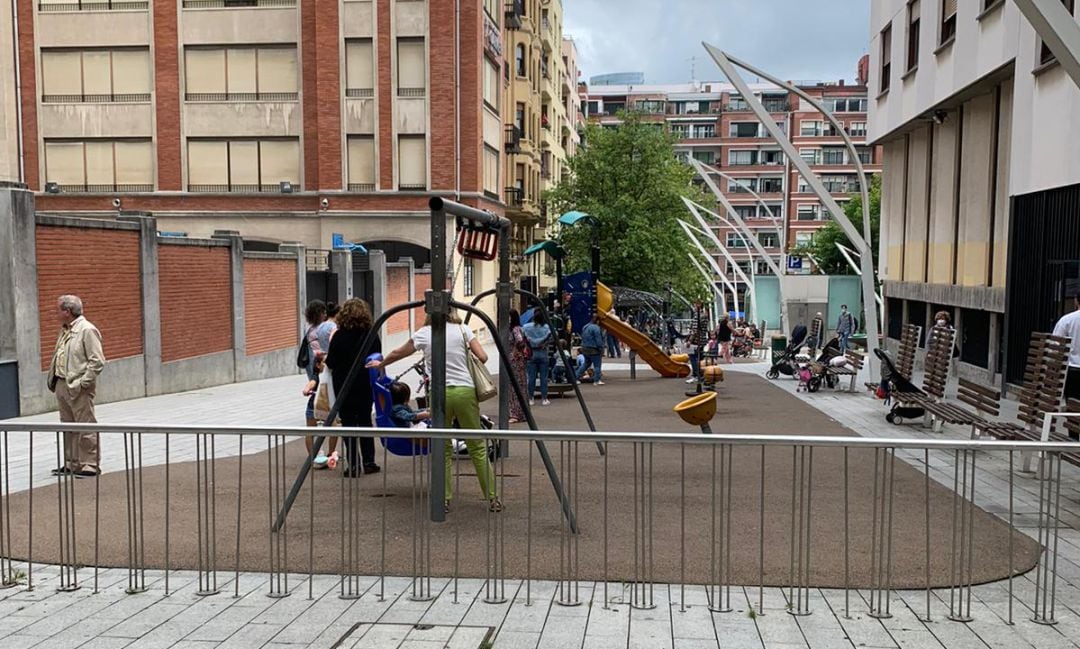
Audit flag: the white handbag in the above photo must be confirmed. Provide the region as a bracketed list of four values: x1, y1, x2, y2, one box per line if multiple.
[463, 326, 497, 402]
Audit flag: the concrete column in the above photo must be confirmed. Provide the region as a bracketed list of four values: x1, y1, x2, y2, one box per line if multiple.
[369, 249, 388, 334]
[988, 313, 1002, 382]
[280, 242, 307, 342]
[118, 212, 162, 396]
[213, 230, 246, 373]
[0, 183, 43, 416]
[329, 249, 353, 301]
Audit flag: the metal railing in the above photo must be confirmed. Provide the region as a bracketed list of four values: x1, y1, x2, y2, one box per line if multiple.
[0, 420, 1075, 626]
[42, 93, 151, 104]
[187, 184, 295, 193]
[346, 182, 375, 192]
[52, 183, 153, 193]
[345, 88, 374, 98]
[185, 92, 298, 102]
[38, 0, 148, 10]
[182, 0, 296, 6]
[397, 88, 426, 98]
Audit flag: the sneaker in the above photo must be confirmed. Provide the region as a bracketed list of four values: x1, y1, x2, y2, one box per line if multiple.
[489, 497, 504, 513]
[50, 467, 73, 476]
[363, 463, 381, 475]
[596, 381, 605, 386]
[74, 468, 100, 479]
[541, 399, 551, 406]
[685, 377, 697, 384]
[313, 454, 329, 469]
[528, 400, 535, 406]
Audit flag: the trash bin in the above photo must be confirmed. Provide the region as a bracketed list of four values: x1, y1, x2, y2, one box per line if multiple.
[771, 335, 787, 356]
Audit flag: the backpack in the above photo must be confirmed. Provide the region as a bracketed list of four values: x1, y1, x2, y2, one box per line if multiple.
[296, 331, 312, 369]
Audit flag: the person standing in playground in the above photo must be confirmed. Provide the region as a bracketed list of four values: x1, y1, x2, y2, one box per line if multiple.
[836, 305, 855, 353]
[715, 314, 735, 364]
[370, 311, 501, 512]
[523, 310, 553, 403]
[325, 298, 381, 477]
[506, 309, 528, 424]
[579, 315, 605, 385]
[685, 301, 709, 383]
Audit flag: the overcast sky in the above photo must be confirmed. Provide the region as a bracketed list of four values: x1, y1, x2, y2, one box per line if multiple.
[564, 0, 871, 85]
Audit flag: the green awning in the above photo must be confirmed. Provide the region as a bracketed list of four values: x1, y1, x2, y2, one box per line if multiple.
[558, 211, 594, 227]
[524, 239, 565, 259]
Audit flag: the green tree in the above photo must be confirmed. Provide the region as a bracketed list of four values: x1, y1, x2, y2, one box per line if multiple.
[545, 112, 710, 301]
[795, 174, 881, 275]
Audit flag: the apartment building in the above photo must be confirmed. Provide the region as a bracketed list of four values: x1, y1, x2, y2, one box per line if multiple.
[500, 0, 577, 292]
[584, 73, 880, 300]
[0, 0, 529, 310]
[869, 0, 1080, 384]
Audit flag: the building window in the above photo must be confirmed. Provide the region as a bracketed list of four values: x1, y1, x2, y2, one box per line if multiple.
[727, 94, 748, 110]
[726, 233, 748, 248]
[397, 135, 427, 190]
[1039, 0, 1075, 66]
[346, 136, 375, 192]
[849, 121, 867, 137]
[856, 146, 872, 164]
[40, 48, 151, 103]
[692, 124, 716, 139]
[727, 178, 756, 193]
[759, 177, 783, 193]
[463, 258, 475, 296]
[728, 150, 757, 166]
[396, 38, 426, 97]
[800, 120, 822, 137]
[483, 144, 499, 197]
[483, 56, 499, 110]
[345, 39, 374, 97]
[830, 97, 868, 113]
[796, 205, 819, 221]
[940, 0, 957, 45]
[795, 231, 814, 247]
[880, 24, 892, 93]
[761, 150, 783, 165]
[515, 102, 526, 137]
[670, 124, 689, 139]
[187, 138, 299, 192]
[515, 44, 527, 77]
[729, 122, 759, 138]
[44, 139, 153, 192]
[800, 149, 821, 165]
[906, 1, 920, 72]
[734, 205, 756, 219]
[758, 232, 779, 248]
[636, 99, 665, 114]
[822, 147, 846, 165]
[184, 46, 298, 101]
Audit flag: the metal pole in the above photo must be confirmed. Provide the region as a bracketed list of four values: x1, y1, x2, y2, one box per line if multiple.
[429, 206, 449, 523]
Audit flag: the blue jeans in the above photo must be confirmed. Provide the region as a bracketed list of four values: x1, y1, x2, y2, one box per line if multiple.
[838, 332, 851, 353]
[578, 353, 603, 382]
[689, 350, 701, 377]
[527, 353, 550, 400]
[606, 333, 620, 357]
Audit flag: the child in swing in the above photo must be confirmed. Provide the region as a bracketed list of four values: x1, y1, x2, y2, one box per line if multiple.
[389, 381, 430, 429]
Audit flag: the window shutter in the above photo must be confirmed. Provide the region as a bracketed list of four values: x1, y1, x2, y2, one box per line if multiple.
[483, 146, 499, 194]
[942, 0, 957, 18]
[256, 48, 297, 94]
[226, 48, 257, 94]
[346, 40, 374, 91]
[40, 51, 82, 95]
[398, 136, 426, 188]
[44, 141, 85, 185]
[228, 140, 259, 186]
[81, 51, 112, 95]
[396, 39, 426, 91]
[187, 140, 228, 186]
[114, 141, 153, 186]
[259, 140, 299, 186]
[348, 137, 375, 185]
[112, 50, 151, 95]
[84, 141, 115, 186]
[185, 49, 226, 94]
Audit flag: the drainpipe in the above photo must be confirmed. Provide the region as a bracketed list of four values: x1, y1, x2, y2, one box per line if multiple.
[11, 0, 25, 183]
[454, 0, 460, 201]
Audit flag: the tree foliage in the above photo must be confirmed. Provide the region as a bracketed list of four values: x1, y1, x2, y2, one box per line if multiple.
[545, 113, 711, 301]
[795, 174, 881, 276]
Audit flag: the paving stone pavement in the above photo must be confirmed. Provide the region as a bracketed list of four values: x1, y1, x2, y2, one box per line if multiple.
[2, 353, 1080, 647]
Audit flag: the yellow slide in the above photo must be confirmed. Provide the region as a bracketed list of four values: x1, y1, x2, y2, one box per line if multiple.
[596, 283, 691, 378]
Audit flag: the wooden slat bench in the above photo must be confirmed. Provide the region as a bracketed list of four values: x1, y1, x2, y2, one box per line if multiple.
[825, 349, 865, 393]
[891, 326, 978, 431]
[867, 324, 921, 392]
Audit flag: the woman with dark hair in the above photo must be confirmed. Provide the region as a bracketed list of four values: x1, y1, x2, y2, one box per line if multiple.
[523, 308, 553, 404]
[325, 298, 381, 477]
[507, 309, 528, 423]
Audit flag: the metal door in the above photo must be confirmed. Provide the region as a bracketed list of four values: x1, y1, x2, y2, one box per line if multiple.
[0, 360, 18, 418]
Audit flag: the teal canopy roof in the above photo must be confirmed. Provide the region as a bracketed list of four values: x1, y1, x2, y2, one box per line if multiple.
[523, 239, 565, 259]
[558, 211, 595, 227]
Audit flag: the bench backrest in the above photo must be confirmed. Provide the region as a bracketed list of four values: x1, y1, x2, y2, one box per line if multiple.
[1016, 332, 1071, 432]
[957, 378, 1001, 418]
[844, 349, 865, 371]
[897, 324, 921, 380]
[921, 326, 955, 400]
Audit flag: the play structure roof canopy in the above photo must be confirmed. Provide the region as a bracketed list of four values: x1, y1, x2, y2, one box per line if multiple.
[523, 239, 565, 259]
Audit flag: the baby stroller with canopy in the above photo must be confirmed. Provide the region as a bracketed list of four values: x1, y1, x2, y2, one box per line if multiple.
[804, 336, 843, 392]
[766, 324, 808, 379]
[873, 348, 926, 424]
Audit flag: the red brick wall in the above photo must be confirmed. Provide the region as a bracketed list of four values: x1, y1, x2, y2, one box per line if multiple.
[376, 2, 393, 190]
[301, 0, 319, 190]
[159, 245, 233, 362]
[243, 258, 298, 355]
[17, 0, 38, 189]
[153, 0, 181, 190]
[412, 271, 431, 326]
[36, 225, 143, 370]
[300, 0, 343, 191]
[386, 265, 410, 334]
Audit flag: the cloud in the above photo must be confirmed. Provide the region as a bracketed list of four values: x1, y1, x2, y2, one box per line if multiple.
[564, 0, 871, 85]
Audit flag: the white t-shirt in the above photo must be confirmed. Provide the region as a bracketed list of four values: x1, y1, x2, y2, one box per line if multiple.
[413, 323, 477, 388]
[1052, 309, 1080, 368]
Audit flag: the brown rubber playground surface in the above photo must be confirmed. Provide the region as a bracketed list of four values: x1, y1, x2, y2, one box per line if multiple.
[2, 370, 1039, 588]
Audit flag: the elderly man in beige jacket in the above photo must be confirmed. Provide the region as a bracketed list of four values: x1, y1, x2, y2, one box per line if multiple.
[47, 295, 106, 477]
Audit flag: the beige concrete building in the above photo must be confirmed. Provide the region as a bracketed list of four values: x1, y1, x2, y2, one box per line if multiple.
[869, 0, 1080, 384]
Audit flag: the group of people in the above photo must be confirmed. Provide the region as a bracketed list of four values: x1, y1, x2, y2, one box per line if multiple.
[684, 303, 763, 383]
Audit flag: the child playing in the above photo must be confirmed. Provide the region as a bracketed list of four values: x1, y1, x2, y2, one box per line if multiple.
[308, 358, 340, 469]
[389, 381, 431, 429]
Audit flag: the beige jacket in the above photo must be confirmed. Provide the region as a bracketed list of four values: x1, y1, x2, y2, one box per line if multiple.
[47, 316, 106, 393]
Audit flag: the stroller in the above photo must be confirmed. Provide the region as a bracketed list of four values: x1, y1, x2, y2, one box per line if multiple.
[766, 324, 808, 379]
[804, 336, 843, 392]
[873, 348, 926, 425]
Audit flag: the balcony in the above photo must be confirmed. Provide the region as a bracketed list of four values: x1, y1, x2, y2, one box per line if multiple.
[51, 183, 153, 193]
[42, 93, 150, 104]
[504, 0, 523, 29]
[188, 183, 295, 193]
[505, 186, 524, 208]
[38, 0, 147, 9]
[185, 92, 298, 102]
[504, 124, 522, 153]
[347, 183, 375, 192]
[182, 0, 295, 6]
